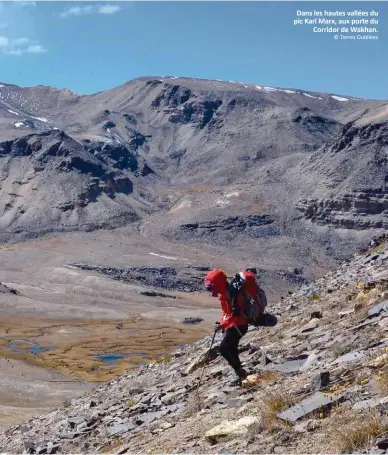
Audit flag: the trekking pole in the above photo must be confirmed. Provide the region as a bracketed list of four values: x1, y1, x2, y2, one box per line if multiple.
[195, 328, 217, 396]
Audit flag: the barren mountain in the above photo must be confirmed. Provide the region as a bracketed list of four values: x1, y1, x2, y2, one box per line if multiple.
[1, 76, 387, 282]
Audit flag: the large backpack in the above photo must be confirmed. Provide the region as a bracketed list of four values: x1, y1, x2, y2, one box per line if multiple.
[227, 273, 268, 327]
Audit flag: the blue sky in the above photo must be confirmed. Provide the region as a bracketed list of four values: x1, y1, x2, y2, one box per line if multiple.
[0, 1, 386, 99]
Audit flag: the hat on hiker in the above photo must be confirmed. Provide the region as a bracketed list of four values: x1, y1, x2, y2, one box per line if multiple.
[245, 267, 257, 275]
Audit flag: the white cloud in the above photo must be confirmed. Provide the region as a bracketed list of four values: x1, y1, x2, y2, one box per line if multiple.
[26, 44, 45, 53]
[60, 3, 121, 18]
[98, 4, 121, 14]
[0, 35, 47, 55]
[12, 37, 29, 45]
[0, 36, 9, 47]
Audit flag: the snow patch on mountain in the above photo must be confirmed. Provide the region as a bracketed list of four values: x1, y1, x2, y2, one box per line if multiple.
[31, 116, 49, 123]
[149, 253, 178, 260]
[331, 95, 349, 102]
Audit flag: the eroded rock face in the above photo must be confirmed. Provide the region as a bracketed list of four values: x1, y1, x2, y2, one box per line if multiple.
[296, 189, 388, 230]
[0, 131, 157, 240]
[83, 141, 139, 172]
[151, 83, 192, 109]
[168, 100, 223, 129]
[180, 214, 276, 237]
[295, 121, 388, 230]
[292, 107, 341, 139]
[67, 263, 209, 292]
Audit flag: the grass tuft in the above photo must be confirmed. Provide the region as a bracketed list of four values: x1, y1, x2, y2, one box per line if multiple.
[260, 392, 294, 431]
[331, 414, 387, 453]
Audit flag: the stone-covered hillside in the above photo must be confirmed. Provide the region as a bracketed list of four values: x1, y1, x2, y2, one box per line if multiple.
[1, 235, 388, 454]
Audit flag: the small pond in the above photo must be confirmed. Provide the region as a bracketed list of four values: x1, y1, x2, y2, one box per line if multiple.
[95, 352, 149, 365]
[7, 340, 56, 355]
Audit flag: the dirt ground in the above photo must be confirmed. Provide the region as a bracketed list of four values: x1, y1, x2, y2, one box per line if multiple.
[0, 228, 223, 428]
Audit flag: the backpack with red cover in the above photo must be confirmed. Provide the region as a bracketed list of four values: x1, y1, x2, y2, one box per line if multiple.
[227, 268, 271, 327]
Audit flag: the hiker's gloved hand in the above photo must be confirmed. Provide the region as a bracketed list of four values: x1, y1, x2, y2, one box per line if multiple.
[214, 322, 223, 332]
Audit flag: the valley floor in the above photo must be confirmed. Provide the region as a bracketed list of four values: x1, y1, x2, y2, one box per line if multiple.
[0, 229, 222, 427]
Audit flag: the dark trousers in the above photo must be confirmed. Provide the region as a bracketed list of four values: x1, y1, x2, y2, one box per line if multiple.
[219, 324, 248, 371]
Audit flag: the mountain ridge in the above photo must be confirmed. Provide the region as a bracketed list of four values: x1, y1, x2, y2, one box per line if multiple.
[0, 74, 387, 301]
[1, 75, 380, 100]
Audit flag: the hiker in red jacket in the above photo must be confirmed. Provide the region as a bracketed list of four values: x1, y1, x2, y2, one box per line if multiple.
[204, 268, 250, 384]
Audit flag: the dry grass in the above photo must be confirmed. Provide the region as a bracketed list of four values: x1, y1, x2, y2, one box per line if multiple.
[154, 355, 172, 365]
[183, 393, 202, 418]
[331, 413, 388, 453]
[101, 436, 125, 454]
[260, 392, 294, 431]
[331, 343, 354, 358]
[377, 366, 388, 394]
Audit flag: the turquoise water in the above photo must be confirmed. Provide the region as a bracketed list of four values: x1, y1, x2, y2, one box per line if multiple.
[7, 340, 56, 355]
[96, 354, 125, 365]
[95, 352, 149, 365]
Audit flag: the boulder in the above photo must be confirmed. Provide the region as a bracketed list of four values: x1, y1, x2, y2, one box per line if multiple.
[205, 416, 261, 443]
[181, 317, 204, 325]
[241, 374, 263, 388]
[310, 371, 330, 391]
[300, 318, 320, 333]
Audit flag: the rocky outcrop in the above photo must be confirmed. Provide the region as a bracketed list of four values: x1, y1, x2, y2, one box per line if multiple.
[0, 131, 160, 241]
[82, 141, 139, 172]
[151, 83, 192, 109]
[0, 282, 18, 295]
[331, 121, 388, 154]
[168, 99, 223, 129]
[66, 263, 211, 292]
[296, 189, 388, 229]
[180, 214, 276, 238]
[294, 120, 388, 229]
[292, 107, 341, 139]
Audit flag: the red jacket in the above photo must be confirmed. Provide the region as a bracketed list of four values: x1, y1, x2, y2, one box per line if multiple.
[204, 269, 248, 329]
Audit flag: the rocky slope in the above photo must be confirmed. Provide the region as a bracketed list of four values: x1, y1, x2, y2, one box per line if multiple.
[1, 235, 387, 454]
[0, 130, 161, 242]
[294, 120, 388, 230]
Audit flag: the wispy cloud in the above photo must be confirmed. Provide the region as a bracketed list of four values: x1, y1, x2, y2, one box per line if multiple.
[0, 36, 47, 55]
[98, 4, 121, 14]
[60, 3, 121, 18]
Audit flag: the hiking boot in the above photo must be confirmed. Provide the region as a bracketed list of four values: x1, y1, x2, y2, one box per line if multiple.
[228, 377, 242, 387]
[236, 367, 248, 379]
[228, 367, 248, 386]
